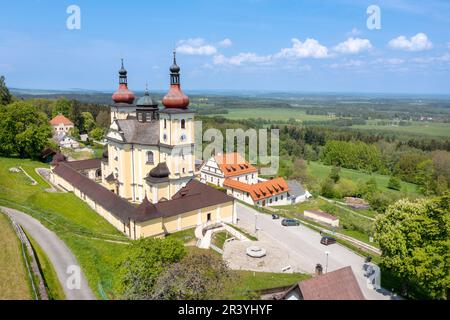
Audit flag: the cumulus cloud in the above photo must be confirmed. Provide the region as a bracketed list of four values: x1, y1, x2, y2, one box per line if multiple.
[213, 38, 328, 66]
[275, 38, 328, 59]
[333, 38, 372, 54]
[329, 59, 365, 69]
[176, 38, 218, 55]
[217, 38, 232, 48]
[388, 33, 433, 52]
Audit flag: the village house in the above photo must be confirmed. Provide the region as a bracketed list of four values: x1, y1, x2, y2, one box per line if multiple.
[279, 266, 365, 300]
[200, 152, 290, 207]
[287, 180, 312, 204]
[50, 114, 74, 134]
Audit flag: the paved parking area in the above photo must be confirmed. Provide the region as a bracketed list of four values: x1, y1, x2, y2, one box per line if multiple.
[234, 202, 398, 300]
[223, 239, 300, 273]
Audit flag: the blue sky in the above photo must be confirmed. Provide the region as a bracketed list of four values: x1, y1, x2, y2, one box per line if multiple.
[1, 0, 450, 94]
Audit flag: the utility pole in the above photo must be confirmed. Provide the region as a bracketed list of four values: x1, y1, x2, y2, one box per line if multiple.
[325, 251, 330, 273]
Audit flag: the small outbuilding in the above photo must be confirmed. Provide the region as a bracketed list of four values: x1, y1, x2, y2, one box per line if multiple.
[304, 209, 339, 227]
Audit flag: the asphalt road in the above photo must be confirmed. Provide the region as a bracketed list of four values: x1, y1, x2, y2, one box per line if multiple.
[1, 207, 96, 300]
[235, 202, 397, 300]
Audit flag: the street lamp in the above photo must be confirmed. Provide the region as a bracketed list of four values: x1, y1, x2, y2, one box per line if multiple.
[254, 213, 258, 234]
[325, 251, 330, 273]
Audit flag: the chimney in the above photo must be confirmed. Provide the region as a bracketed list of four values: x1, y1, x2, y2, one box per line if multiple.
[315, 264, 323, 276]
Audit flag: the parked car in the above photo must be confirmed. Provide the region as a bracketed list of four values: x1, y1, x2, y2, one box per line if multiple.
[281, 218, 300, 226]
[272, 214, 280, 219]
[320, 236, 337, 246]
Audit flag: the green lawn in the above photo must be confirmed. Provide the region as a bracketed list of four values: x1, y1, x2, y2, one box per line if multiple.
[353, 120, 450, 138]
[211, 231, 231, 250]
[166, 227, 197, 245]
[0, 213, 33, 300]
[307, 161, 418, 195]
[218, 108, 332, 122]
[0, 157, 130, 299]
[224, 271, 310, 300]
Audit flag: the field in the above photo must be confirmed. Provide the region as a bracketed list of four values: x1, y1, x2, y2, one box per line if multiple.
[353, 120, 450, 138]
[0, 157, 130, 299]
[307, 161, 418, 195]
[219, 108, 332, 122]
[0, 213, 33, 300]
[207, 106, 450, 138]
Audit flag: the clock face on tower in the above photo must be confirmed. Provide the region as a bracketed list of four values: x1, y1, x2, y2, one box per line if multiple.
[180, 134, 186, 142]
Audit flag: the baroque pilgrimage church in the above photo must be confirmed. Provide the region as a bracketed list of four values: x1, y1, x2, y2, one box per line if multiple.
[50, 53, 236, 239]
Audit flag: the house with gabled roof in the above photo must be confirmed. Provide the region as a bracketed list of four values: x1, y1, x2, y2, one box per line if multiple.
[200, 152, 289, 207]
[200, 152, 259, 187]
[50, 114, 74, 135]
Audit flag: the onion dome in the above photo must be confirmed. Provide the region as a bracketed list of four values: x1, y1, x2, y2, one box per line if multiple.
[112, 59, 135, 104]
[149, 162, 170, 178]
[162, 51, 189, 109]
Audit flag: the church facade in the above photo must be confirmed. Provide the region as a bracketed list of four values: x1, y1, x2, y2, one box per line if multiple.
[50, 53, 236, 239]
[101, 54, 196, 204]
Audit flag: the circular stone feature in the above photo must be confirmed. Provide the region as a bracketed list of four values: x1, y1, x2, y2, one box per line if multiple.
[246, 246, 267, 258]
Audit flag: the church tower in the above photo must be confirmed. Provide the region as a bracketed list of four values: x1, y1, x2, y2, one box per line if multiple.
[156, 51, 195, 194]
[111, 59, 136, 122]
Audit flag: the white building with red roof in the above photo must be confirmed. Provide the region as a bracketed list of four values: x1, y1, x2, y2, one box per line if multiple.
[200, 153, 259, 187]
[50, 114, 74, 135]
[200, 152, 290, 207]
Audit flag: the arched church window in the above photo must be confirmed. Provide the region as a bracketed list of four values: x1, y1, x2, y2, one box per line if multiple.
[164, 119, 167, 129]
[181, 119, 186, 129]
[147, 151, 154, 164]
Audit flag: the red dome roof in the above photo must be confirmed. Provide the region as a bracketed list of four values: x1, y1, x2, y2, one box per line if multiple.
[112, 84, 135, 104]
[162, 84, 189, 109]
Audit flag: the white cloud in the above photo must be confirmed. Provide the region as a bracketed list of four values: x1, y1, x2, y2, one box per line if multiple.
[217, 38, 232, 48]
[388, 33, 433, 52]
[329, 59, 365, 69]
[333, 38, 372, 54]
[213, 38, 328, 66]
[275, 38, 328, 59]
[176, 38, 218, 55]
[213, 53, 272, 66]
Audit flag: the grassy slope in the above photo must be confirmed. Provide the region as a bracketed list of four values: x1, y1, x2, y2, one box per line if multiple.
[224, 271, 310, 299]
[0, 213, 33, 300]
[0, 157, 130, 299]
[307, 161, 418, 195]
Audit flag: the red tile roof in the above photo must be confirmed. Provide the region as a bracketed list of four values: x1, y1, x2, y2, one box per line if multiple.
[223, 177, 289, 201]
[53, 163, 234, 224]
[283, 266, 366, 300]
[65, 158, 102, 171]
[50, 114, 74, 126]
[214, 153, 258, 178]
